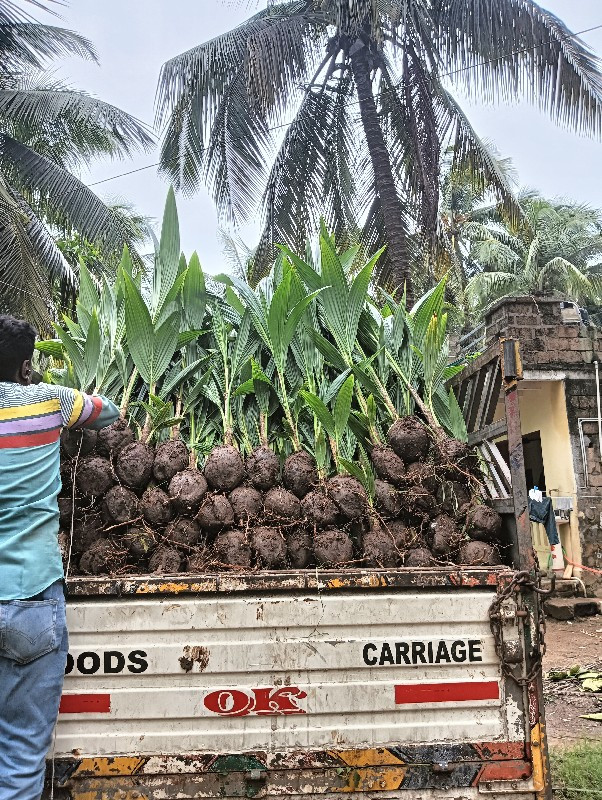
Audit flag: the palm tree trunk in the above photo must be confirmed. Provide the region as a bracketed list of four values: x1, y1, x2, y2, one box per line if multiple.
[350, 43, 412, 301]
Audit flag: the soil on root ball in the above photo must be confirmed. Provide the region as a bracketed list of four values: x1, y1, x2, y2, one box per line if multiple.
[435, 437, 479, 482]
[102, 485, 139, 525]
[165, 518, 201, 549]
[405, 461, 438, 494]
[214, 530, 252, 568]
[371, 445, 406, 486]
[246, 447, 280, 491]
[168, 469, 208, 515]
[122, 526, 156, 560]
[301, 490, 339, 528]
[314, 529, 354, 567]
[115, 442, 154, 489]
[71, 513, 105, 555]
[430, 514, 461, 556]
[264, 487, 301, 521]
[387, 417, 430, 463]
[96, 418, 135, 458]
[187, 545, 212, 572]
[374, 479, 402, 519]
[197, 494, 235, 534]
[204, 445, 245, 492]
[153, 439, 189, 483]
[401, 485, 437, 519]
[251, 527, 287, 569]
[363, 520, 402, 568]
[141, 487, 173, 527]
[465, 504, 503, 543]
[75, 456, 115, 497]
[283, 451, 317, 498]
[384, 519, 420, 550]
[327, 476, 367, 521]
[404, 547, 437, 567]
[149, 546, 182, 574]
[287, 530, 313, 569]
[80, 539, 126, 576]
[61, 428, 97, 459]
[457, 541, 502, 566]
[229, 486, 263, 524]
[58, 497, 74, 529]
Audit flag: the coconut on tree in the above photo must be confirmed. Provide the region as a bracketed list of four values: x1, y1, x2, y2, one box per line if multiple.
[156, 0, 602, 300]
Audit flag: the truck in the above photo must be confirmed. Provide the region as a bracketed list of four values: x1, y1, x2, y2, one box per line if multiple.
[47, 339, 553, 800]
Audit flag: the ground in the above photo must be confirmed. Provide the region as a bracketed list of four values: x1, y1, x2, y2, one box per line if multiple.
[543, 614, 602, 748]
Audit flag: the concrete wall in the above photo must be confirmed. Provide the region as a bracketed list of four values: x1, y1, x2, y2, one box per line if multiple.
[484, 296, 602, 591]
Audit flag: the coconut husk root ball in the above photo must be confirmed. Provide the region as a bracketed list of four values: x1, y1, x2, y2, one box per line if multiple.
[165, 518, 201, 549]
[149, 546, 182, 574]
[430, 514, 461, 556]
[465, 504, 503, 543]
[370, 445, 406, 486]
[374, 479, 403, 519]
[287, 530, 313, 569]
[197, 495, 234, 533]
[141, 487, 173, 527]
[283, 451, 317, 498]
[314, 529, 353, 567]
[363, 520, 401, 567]
[251, 527, 287, 568]
[387, 417, 430, 463]
[115, 442, 154, 489]
[264, 487, 301, 521]
[229, 486, 263, 524]
[122, 526, 156, 560]
[80, 539, 126, 576]
[327, 476, 367, 521]
[153, 439, 189, 483]
[404, 547, 437, 567]
[301, 490, 339, 528]
[204, 445, 244, 492]
[75, 456, 115, 497]
[96, 418, 135, 458]
[214, 530, 252, 568]
[61, 428, 97, 459]
[246, 447, 280, 491]
[102, 485, 139, 525]
[168, 469, 208, 515]
[457, 541, 502, 566]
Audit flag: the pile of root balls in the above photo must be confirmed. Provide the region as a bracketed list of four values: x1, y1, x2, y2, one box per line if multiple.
[58, 417, 506, 577]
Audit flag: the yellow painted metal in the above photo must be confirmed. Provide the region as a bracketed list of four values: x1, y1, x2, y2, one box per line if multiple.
[73, 791, 149, 800]
[334, 766, 406, 792]
[72, 756, 146, 777]
[530, 722, 547, 796]
[332, 748, 405, 767]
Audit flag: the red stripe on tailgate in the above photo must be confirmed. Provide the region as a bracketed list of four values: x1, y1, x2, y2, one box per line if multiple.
[59, 694, 111, 714]
[395, 681, 499, 704]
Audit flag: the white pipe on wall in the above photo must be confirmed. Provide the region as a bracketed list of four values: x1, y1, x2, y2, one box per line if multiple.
[596, 361, 602, 463]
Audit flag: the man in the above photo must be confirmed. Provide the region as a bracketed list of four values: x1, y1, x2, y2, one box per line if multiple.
[0, 315, 119, 800]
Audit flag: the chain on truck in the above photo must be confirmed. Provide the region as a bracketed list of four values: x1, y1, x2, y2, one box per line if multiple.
[46, 338, 554, 800]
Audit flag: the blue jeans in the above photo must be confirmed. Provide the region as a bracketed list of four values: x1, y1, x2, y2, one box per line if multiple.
[0, 581, 68, 800]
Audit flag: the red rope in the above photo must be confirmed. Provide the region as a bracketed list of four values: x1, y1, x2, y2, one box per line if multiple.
[562, 552, 602, 576]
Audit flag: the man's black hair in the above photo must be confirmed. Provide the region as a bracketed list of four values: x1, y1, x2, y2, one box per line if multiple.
[0, 315, 37, 381]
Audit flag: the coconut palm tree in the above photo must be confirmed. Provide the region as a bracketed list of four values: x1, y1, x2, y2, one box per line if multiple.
[465, 197, 602, 313]
[0, 0, 153, 327]
[156, 0, 602, 299]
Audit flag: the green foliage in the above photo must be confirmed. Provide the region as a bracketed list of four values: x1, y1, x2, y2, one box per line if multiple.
[552, 742, 602, 800]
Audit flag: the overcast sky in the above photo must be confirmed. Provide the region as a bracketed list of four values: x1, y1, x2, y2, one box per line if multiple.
[31, 0, 602, 272]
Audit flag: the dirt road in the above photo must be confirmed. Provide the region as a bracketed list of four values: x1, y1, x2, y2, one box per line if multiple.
[542, 614, 602, 747]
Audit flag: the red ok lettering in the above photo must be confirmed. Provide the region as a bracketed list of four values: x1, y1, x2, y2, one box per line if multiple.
[203, 687, 307, 716]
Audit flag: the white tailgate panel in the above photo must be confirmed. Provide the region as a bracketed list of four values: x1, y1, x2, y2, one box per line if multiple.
[57, 590, 517, 756]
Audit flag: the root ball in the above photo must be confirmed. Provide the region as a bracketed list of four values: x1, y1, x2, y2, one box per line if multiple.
[246, 447, 280, 491]
[283, 451, 317, 498]
[61, 428, 97, 459]
[264, 487, 301, 520]
[165, 518, 201, 549]
[168, 469, 208, 515]
[301, 490, 339, 528]
[229, 486, 263, 523]
[153, 439, 189, 483]
[404, 547, 436, 567]
[122, 526, 156, 560]
[197, 494, 235, 533]
[430, 514, 461, 556]
[374, 479, 403, 519]
[387, 417, 430, 462]
[204, 445, 244, 491]
[251, 527, 287, 568]
[102, 485, 139, 525]
[149, 546, 182, 574]
[405, 461, 438, 494]
[363, 521, 401, 567]
[214, 530, 251, 568]
[457, 541, 502, 566]
[80, 539, 125, 576]
[371, 445, 406, 486]
[465, 505, 503, 543]
[141, 487, 173, 527]
[314, 529, 353, 567]
[287, 530, 313, 569]
[115, 442, 154, 489]
[96, 419, 135, 458]
[75, 456, 115, 497]
[327, 476, 367, 521]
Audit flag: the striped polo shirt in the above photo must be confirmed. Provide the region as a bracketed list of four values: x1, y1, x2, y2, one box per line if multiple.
[0, 382, 119, 599]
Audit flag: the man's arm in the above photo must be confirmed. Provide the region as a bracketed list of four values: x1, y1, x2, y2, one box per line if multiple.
[57, 387, 120, 431]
